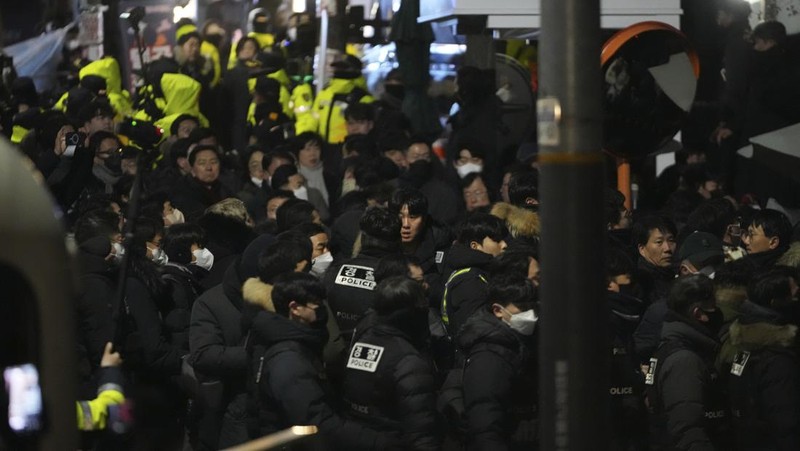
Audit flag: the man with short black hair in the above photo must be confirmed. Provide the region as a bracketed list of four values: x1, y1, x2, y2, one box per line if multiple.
[633, 215, 677, 304]
[743, 209, 793, 267]
[388, 188, 451, 288]
[341, 277, 440, 450]
[244, 272, 396, 447]
[325, 206, 402, 340]
[459, 276, 538, 449]
[440, 213, 508, 338]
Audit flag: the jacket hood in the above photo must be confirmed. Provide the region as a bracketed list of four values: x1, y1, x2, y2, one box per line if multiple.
[777, 241, 800, 268]
[242, 277, 275, 312]
[250, 309, 328, 352]
[729, 319, 797, 351]
[328, 77, 360, 92]
[490, 202, 540, 240]
[160, 73, 202, 117]
[441, 243, 494, 277]
[716, 286, 748, 322]
[457, 309, 524, 355]
[268, 68, 291, 88]
[80, 57, 123, 94]
[661, 311, 719, 358]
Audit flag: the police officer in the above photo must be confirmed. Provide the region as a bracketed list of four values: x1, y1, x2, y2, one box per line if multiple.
[647, 275, 731, 450]
[325, 206, 401, 341]
[341, 277, 440, 450]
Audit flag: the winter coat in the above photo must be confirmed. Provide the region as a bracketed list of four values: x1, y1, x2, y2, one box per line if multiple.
[341, 311, 440, 450]
[75, 246, 117, 397]
[635, 257, 674, 305]
[742, 45, 800, 139]
[490, 203, 541, 248]
[237, 180, 272, 224]
[440, 244, 494, 337]
[408, 222, 452, 304]
[297, 77, 375, 144]
[125, 276, 183, 378]
[607, 291, 648, 449]
[458, 310, 538, 450]
[649, 312, 730, 451]
[244, 304, 397, 450]
[169, 176, 236, 223]
[189, 262, 249, 449]
[324, 248, 386, 340]
[633, 300, 669, 363]
[776, 241, 800, 269]
[724, 307, 800, 451]
[160, 263, 205, 352]
[742, 247, 787, 270]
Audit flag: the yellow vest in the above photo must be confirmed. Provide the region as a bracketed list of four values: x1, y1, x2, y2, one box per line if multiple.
[300, 77, 374, 144]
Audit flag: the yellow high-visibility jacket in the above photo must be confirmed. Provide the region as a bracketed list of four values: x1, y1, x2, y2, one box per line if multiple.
[296, 77, 374, 144]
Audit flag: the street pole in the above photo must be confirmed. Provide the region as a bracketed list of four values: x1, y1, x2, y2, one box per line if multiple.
[538, 0, 609, 449]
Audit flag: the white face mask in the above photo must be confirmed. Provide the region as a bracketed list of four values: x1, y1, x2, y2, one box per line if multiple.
[311, 251, 334, 278]
[192, 248, 215, 271]
[111, 242, 125, 262]
[165, 208, 185, 226]
[287, 27, 297, 41]
[503, 308, 538, 336]
[251, 176, 263, 188]
[149, 246, 169, 265]
[457, 162, 483, 178]
[293, 186, 309, 200]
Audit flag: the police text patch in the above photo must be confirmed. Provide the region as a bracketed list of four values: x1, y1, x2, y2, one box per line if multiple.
[335, 265, 376, 290]
[347, 343, 384, 373]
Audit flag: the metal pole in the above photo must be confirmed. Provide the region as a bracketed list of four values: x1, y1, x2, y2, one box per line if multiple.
[538, 0, 609, 449]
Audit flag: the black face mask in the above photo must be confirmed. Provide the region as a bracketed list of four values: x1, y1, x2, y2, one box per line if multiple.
[204, 33, 224, 49]
[312, 303, 329, 329]
[384, 84, 405, 101]
[702, 309, 724, 336]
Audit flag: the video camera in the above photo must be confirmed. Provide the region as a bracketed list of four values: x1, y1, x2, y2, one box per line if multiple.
[116, 117, 164, 149]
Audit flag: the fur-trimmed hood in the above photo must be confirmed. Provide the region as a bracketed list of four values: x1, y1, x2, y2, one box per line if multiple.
[716, 286, 748, 322]
[729, 319, 798, 351]
[777, 241, 800, 268]
[242, 277, 275, 312]
[490, 202, 540, 239]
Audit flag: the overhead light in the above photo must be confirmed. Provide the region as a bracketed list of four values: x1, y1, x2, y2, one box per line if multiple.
[292, 0, 306, 13]
[173, 0, 197, 23]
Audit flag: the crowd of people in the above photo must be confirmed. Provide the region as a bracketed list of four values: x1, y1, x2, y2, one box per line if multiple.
[2, 1, 800, 450]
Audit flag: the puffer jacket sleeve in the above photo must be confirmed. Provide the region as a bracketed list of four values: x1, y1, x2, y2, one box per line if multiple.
[633, 302, 668, 362]
[659, 350, 714, 451]
[125, 278, 183, 376]
[266, 351, 397, 450]
[463, 350, 514, 451]
[393, 353, 441, 450]
[189, 293, 247, 377]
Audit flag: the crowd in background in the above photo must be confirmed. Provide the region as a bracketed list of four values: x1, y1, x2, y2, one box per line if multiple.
[1, 0, 800, 450]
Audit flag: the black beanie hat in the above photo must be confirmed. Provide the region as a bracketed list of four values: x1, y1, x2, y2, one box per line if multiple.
[80, 74, 107, 96]
[11, 77, 38, 107]
[177, 30, 202, 47]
